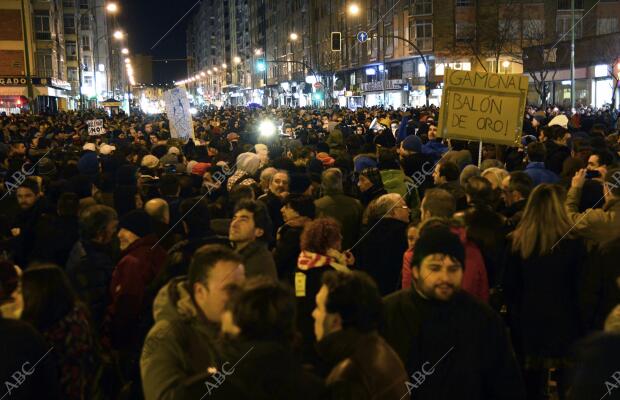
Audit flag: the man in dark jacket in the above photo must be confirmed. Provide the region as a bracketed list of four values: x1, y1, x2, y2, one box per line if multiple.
[66, 204, 118, 328]
[140, 245, 245, 400]
[314, 270, 410, 399]
[355, 193, 409, 295]
[229, 200, 277, 279]
[315, 168, 363, 250]
[104, 209, 167, 350]
[257, 170, 289, 238]
[10, 177, 47, 268]
[500, 171, 533, 229]
[383, 226, 525, 400]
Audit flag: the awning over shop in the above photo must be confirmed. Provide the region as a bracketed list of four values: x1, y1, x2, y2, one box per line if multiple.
[101, 98, 122, 107]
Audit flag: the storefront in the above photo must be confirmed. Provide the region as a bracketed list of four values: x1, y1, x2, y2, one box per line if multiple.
[361, 79, 407, 108]
[0, 76, 70, 113]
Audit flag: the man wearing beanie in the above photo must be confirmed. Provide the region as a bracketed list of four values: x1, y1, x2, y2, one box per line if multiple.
[104, 209, 167, 354]
[383, 225, 525, 400]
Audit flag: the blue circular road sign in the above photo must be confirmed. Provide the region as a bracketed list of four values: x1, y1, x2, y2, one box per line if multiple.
[357, 31, 369, 43]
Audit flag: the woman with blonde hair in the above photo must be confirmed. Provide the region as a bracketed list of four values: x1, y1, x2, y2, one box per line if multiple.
[504, 184, 586, 400]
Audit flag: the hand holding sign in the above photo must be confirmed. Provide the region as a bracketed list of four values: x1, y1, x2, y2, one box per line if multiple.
[87, 119, 106, 136]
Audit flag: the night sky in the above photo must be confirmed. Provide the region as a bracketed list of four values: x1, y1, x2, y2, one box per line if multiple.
[120, 0, 198, 84]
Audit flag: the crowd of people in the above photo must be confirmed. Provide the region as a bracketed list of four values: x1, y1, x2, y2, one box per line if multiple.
[0, 103, 620, 400]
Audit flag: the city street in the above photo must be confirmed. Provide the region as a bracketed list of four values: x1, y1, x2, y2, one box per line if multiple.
[1, 1, 620, 400]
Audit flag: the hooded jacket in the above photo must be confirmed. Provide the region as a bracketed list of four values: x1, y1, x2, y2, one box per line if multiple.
[140, 277, 222, 400]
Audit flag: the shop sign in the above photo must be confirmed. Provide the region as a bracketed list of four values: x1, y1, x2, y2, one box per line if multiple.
[0, 77, 28, 86]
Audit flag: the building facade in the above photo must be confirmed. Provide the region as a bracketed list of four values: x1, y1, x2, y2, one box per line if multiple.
[183, 0, 620, 109]
[0, 0, 120, 113]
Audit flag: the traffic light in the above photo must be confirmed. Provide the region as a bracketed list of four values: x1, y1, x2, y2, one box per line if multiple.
[256, 58, 266, 72]
[331, 32, 342, 52]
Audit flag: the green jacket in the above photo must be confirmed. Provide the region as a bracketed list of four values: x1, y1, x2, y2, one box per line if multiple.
[380, 169, 421, 219]
[140, 277, 221, 400]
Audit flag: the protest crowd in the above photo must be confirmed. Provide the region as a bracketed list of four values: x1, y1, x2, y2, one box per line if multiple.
[1, 103, 620, 400]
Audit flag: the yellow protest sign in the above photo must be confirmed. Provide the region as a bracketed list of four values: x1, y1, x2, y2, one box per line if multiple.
[438, 69, 528, 146]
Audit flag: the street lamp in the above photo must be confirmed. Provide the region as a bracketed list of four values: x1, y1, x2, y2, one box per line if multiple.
[113, 30, 124, 40]
[121, 48, 129, 55]
[348, 3, 361, 16]
[289, 32, 298, 41]
[213, 67, 218, 72]
[106, 2, 118, 13]
[200, 72, 206, 77]
[222, 63, 227, 69]
[254, 48, 263, 56]
[233, 56, 242, 65]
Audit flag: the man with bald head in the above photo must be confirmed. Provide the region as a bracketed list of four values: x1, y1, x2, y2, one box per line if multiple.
[145, 198, 170, 225]
[145, 198, 179, 251]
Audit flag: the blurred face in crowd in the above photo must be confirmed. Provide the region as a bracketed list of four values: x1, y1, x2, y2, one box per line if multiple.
[413, 254, 463, 301]
[229, 209, 263, 245]
[428, 124, 438, 139]
[145, 124, 153, 134]
[432, 164, 445, 185]
[0, 266, 23, 319]
[280, 203, 299, 223]
[587, 154, 601, 171]
[118, 228, 140, 251]
[16, 187, 38, 210]
[357, 174, 373, 193]
[11, 143, 26, 156]
[391, 197, 410, 223]
[194, 261, 245, 323]
[96, 218, 119, 245]
[270, 172, 289, 197]
[407, 226, 419, 250]
[356, 126, 364, 135]
[312, 285, 342, 341]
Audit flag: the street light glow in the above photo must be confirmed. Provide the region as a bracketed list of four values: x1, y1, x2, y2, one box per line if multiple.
[259, 120, 276, 137]
[289, 33, 298, 41]
[254, 48, 263, 56]
[106, 3, 118, 13]
[233, 56, 242, 65]
[348, 3, 360, 15]
[207, 70, 212, 75]
[121, 48, 129, 55]
[222, 63, 227, 69]
[200, 72, 206, 77]
[113, 30, 124, 39]
[213, 67, 218, 72]
[124, 58, 131, 64]
[502, 60, 511, 68]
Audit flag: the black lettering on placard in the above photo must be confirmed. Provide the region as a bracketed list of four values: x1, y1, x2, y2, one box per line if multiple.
[451, 113, 467, 129]
[477, 117, 509, 136]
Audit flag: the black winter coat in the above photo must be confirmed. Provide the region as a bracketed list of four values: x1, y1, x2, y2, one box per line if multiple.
[355, 218, 408, 296]
[65, 240, 116, 328]
[383, 289, 525, 400]
[580, 237, 620, 331]
[504, 238, 587, 359]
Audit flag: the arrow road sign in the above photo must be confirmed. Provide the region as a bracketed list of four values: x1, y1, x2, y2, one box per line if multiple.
[357, 31, 368, 43]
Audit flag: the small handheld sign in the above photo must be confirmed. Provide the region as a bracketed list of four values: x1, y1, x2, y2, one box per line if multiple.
[87, 119, 105, 136]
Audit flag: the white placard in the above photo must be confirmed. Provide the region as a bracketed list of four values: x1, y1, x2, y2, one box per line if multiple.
[164, 88, 195, 142]
[87, 119, 105, 136]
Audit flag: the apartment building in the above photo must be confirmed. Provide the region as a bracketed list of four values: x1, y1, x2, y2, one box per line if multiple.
[184, 0, 620, 108]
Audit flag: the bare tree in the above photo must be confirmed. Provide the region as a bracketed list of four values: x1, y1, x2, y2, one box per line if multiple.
[471, 0, 521, 73]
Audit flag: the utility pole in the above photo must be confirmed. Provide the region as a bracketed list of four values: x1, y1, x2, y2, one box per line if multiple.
[20, 0, 34, 110]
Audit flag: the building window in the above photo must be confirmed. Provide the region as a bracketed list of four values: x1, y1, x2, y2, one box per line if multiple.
[80, 14, 90, 30]
[36, 50, 53, 77]
[63, 0, 75, 7]
[82, 55, 92, 69]
[34, 12, 51, 40]
[499, 19, 520, 41]
[410, 20, 433, 51]
[558, 0, 583, 9]
[556, 14, 582, 38]
[79, 0, 89, 9]
[456, 0, 472, 5]
[63, 15, 75, 34]
[66, 41, 77, 61]
[523, 20, 545, 41]
[597, 17, 619, 35]
[81, 35, 90, 51]
[68, 67, 78, 81]
[455, 22, 474, 42]
[413, 0, 432, 16]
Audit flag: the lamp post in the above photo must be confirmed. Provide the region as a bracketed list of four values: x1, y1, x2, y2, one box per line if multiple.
[20, 0, 34, 110]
